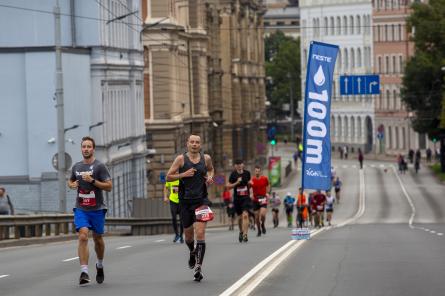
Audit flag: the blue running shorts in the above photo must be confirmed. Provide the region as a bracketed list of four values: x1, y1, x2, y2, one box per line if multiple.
[74, 208, 106, 234]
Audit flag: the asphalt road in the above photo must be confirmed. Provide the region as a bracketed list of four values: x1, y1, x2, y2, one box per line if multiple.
[1, 156, 444, 296]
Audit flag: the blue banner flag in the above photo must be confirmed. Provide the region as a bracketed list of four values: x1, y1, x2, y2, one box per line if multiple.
[301, 41, 339, 190]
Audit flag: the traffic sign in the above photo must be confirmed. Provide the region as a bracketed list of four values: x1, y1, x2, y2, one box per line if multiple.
[52, 152, 72, 171]
[340, 75, 380, 95]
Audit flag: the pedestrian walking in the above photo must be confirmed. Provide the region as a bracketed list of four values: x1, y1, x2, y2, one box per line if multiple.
[333, 177, 342, 204]
[166, 134, 215, 282]
[0, 187, 14, 215]
[414, 149, 421, 174]
[270, 192, 281, 228]
[222, 187, 235, 231]
[227, 159, 252, 243]
[426, 148, 432, 163]
[163, 180, 183, 243]
[358, 148, 364, 169]
[68, 136, 112, 286]
[343, 146, 348, 159]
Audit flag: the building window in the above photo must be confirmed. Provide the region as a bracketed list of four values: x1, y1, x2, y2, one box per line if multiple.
[356, 15, 361, 34]
[343, 16, 348, 35]
[399, 55, 403, 73]
[386, 89, 391, 109]
[384, 24, 388, 41]
[344, 48, 349, 70]
[398, 24, 403, 41]
[264, 21, 270, 26]
[350, 15, 354, 34]
[351, 48, 355, 69]
[385, 56, 390, 74]
[378, 56, 382, 73]
[330, 17, 335, 35]
[336, 16, 341, 35]
[392, 56, 397, 74]
[324, 17, 328, 34]
[376, 25, 380, 41]
[393, 89, 398, 109]
[357, 48, 362, 67]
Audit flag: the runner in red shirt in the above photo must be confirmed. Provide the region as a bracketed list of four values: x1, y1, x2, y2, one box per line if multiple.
[249, 166, 270, 237]
[312, 190, 326, 228]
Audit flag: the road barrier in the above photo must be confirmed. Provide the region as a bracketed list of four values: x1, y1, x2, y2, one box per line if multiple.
[0, 202, 227, 243]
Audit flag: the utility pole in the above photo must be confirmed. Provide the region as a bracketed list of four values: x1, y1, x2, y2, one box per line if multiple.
[288, 73, 295, 143]
[55, 0, 66, 212]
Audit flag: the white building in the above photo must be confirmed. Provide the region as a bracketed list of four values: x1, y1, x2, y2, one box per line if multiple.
[0, 0, 146, 216]
[300, 0, 375, 153]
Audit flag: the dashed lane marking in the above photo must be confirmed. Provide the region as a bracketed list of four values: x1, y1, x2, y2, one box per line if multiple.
[437, 233, 443, 236]
[0, 275, 10, 279]
[62, 257, 79, 262]
[154, 239, 165, 243]
[116, 245, 132, 250]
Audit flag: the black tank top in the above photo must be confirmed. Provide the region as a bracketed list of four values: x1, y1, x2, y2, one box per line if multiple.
[178, 152, 208, 200]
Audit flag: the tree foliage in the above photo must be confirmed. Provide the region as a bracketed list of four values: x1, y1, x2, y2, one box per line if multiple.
[265, 31, 301, 119]
[401, 0, 445, 135]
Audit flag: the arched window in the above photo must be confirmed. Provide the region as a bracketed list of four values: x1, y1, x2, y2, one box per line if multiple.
[331, 116, 336, 140]
[324, 17, 328, 35]
[351, 116, 356, 142]
[351, 48, 355, 69]
[392, 56, 397, 74]
[330, 17, 335, 35]
[357, 117, 362, 140]
[393, 89, 398, 109]
[386, 89, 391, 109]
[336, 16, 341, 35]
[344, 116, 349, 140]
[338, 51, 342, 72]
[379, 92, 383, 110]
[388, 126, 392, 149]
[401, 127, 406, 149]
[338, 116, 343, 139]
[399, 55, 403, 73]
[395, 127, 399, 149]
[385, 56, 390, 74]
[378, 56, 382, 73]
[350, 16, 354, 34]
[357, 48, 362, 67]
[344, 48, 349, 71]
[356, 15, 361, 34]
[376, 24, 380, 41]
[343, 16, 348, 35]
[398, 24, 402, 41]
[312, 18, 317, 37]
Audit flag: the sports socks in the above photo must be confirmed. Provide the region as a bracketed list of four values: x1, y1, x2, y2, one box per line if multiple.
[81, 265, 88, 274]
[186, 240, 195, 252]
[195, 240, 206, 266]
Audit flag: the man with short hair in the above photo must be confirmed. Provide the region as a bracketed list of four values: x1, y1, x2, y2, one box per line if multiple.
[68, 136, 112, 286]
[166, 134, 214, 282]
[227, 159, 252, 243]
[249, 166, 270, 237]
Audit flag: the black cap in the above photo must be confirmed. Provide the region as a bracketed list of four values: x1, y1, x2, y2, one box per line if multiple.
[234, 159, 244, 165]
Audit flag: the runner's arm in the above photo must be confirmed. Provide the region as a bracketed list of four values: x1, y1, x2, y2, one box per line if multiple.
[166, 155, 184, 181]
[204, 154, 215, 184]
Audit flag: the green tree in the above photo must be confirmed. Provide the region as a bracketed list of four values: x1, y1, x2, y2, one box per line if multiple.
[265, 31, 301, 119]
[401, 0, 445, 135]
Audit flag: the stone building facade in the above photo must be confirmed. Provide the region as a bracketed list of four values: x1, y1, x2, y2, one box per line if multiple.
[141, 0, 267, 199]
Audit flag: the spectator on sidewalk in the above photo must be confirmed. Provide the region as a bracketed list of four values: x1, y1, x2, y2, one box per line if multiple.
[358, 148, 364, 169]
[0, 187, 14, 215]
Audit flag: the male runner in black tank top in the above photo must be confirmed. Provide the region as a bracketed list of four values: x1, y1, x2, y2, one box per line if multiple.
[166, 134, 214, 282]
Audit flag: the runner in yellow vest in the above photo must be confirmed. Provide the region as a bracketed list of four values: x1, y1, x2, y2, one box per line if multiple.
[164, 180, 183, 243]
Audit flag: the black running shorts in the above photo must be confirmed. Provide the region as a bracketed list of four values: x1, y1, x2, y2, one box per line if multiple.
[252, 201, 267, 211]
[233, 197, 252, 216]
[179, 198, 210, 228]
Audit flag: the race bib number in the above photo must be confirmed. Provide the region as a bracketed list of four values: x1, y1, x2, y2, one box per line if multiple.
[236, 186, 248, 196]
[78, 189, 97, 207]
[316, 205, 324, 211]
[195, 205, 214, 222]
[258, 197, 267, 205]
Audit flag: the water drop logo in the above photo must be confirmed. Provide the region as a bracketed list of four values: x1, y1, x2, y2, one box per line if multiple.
[313, 65, 325, 86]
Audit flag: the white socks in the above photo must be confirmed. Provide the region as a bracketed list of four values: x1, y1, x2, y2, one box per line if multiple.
[81, 265, 88, 274]
[97, 260, 103, 268]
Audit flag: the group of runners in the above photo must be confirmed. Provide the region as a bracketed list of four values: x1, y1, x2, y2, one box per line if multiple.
[68, 134, 343, 286]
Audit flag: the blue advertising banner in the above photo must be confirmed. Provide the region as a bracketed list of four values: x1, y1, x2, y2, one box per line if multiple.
[301, 41, 339, 190]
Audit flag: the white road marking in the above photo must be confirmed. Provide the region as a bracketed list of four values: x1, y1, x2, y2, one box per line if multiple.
[116, 245, 132, 250]
[379, 164, 385, 168]
[342, 165, 347, 168]
[154, 239, 165, 243]
[337, 169, 366, 227]
[352, 165, 357, 169]
[437, 233, 443, 236]
[62, 257, 79, 262]
[220, 169, 367, 296]
[392, 166, 416, 229]
[0, 275, 10, 279]
[370, 164, 376, 168]
[430, 230, 436, 234]
[219, 229, 325, 296]
[424, 228, 430, 232]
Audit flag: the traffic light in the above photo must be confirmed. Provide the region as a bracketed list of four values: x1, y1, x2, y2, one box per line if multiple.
[270, 138, 277, 146]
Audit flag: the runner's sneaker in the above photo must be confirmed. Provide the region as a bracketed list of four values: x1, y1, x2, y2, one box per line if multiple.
[257, 230, 261, 237]
[180, 237, 184, 244]
[96, 265, 104, 284]
[261, 223, 266, 234]
[173, 234, 180, 243]
[193, 266, 203, 282]
[188, 251, 196, 269]
[238, 232, 243, 243]
[79, 272, 90, 286]
[243, 234, 248, 243]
